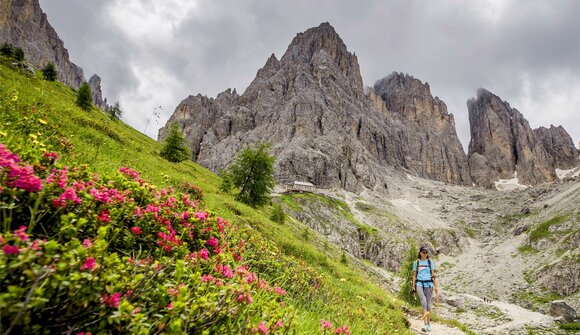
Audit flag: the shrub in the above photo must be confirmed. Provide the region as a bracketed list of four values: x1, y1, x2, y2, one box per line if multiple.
[160, 123, 190, 163]
[398, 243, 420, 306]
[0, 42, 13, 57]
[76, 82, 93, 111]
[225, 143, 276, 208]
[41, 62, 57, 81]
[270, 202, 286, 224]
[13, 47, 24, 62]
[0, 143, 297, 334]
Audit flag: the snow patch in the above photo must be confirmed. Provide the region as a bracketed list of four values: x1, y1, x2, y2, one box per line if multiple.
[494, 172, 529, 191]
[555, 167, 580, 180]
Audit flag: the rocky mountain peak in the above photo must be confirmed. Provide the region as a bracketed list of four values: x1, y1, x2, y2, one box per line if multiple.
[467, 88, 558, 187]
[374, 72, 454, 130]
[534, 125, 580, 170]
[280, 22, 363, 94]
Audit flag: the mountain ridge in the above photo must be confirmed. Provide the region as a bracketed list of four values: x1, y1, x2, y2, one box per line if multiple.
[162, 22, 578, 190]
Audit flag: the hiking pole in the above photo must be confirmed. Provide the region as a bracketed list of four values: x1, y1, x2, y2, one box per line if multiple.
[435, 289, 439, 318]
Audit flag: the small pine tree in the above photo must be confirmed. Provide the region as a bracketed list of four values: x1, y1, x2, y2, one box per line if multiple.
[340, 251, 348, 264]
[108, 101, 122, 120]
[76, 82, 92, 111]
[226, 142, 276, 207]
[13, 47, 24, 62]
[399, 242, 420, 306]
[42, 63, 57, 81]
[270, 202, 286, 224]
[160, 123, 190, 163]
[0, 43, 13, 57]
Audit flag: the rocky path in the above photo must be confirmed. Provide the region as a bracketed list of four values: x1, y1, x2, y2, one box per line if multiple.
[409, 317, 466, 334]
[457, 294, 554, 334]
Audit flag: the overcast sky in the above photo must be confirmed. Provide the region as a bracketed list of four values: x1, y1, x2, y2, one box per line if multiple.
[39, 0, 580, 150]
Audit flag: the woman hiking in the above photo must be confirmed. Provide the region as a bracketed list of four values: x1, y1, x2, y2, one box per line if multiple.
[412, 246, 438, 332]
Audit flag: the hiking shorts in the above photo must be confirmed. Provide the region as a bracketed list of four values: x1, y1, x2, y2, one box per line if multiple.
[416, 285, 433, 311]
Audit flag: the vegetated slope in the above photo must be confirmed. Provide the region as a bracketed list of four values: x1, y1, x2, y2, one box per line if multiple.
[0, 58, 412, 334]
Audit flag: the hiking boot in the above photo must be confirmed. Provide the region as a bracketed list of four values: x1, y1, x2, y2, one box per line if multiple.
[426, 323, 432, 331]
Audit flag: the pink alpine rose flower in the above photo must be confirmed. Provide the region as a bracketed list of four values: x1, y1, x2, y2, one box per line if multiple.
[2, 244, 19, 255]
[131, 226, 142, 234]
[80, 257, 97, 271]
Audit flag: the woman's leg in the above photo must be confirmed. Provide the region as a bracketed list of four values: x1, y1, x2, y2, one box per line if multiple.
[416, 285, 430, 326]
[423, 287, 433, 324]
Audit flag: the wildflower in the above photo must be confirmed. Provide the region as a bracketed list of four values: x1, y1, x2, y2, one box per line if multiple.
[201, 274, 214, 283]
[237, 291, 253, 304]
[167, 302, 174, 310]
[83, 239, 93, 248]
[273, 287, 286, 296]
[13, 226, 29, 242]
[194, 211, 208, 221]
[80, 257, 97, 271]
[97, 210, 110, 223]
[198, 248, 209, 259]
[132, 307, 142, 315]
[102, 292, 122, 308]
[334, 325, 350, 334]
[2, 244, 19, 255]
[274, 320, 284, 329]
[8, 165, 43, 192]
[251, 322, 268, 335]
[53, 187, 82, 208]
[131, 226, 142, 235]
[321, 320, 333, 330]
[206, 236, 219, 249]
[217, 264, 233, 278]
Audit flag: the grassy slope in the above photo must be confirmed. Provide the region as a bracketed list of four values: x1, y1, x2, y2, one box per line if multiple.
[0, 58, 412, 334]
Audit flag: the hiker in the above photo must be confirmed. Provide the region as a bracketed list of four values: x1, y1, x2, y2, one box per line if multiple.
[412, 246, 438, 332]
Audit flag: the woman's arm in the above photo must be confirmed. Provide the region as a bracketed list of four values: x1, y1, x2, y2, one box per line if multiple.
[432, 269, 438, 293]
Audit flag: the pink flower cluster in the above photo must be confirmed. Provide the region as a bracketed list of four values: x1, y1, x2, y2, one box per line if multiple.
[118, 166, 143, 184]
[0, 144, 43, 192]
[52, 187, 82, 208]
[101, 292, 121, 308]
[80, 257, 97, 271]
[251, 321, 268, 334]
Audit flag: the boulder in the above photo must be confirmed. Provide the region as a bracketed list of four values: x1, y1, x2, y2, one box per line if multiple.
[550, 300, 576, 323]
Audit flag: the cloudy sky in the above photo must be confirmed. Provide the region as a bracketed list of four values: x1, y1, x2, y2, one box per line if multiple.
[39, 0, 580, 150]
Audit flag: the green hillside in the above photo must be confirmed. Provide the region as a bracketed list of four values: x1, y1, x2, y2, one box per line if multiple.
[0, 57, 413, 334]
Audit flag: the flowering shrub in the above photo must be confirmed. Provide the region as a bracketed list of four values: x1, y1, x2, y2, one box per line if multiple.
[0, 143, 301, 334]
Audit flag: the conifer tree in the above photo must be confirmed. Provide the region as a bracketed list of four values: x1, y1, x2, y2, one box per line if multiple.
[13, 47, 24, 62]
[42, 63, 57, 81]
[160, 123, 190, 163]
[109, 101, 122, 120]
[0, 43, 13, 57]
[226, 142, 276, 207]
[76, 82, 92, 111]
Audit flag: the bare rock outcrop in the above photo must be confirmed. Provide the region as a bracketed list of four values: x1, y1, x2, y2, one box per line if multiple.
[88, 74, 109, 111]
[372, 73, 472, 185]
[467, 88, 558, 188]
[534, 125, 580, 170]
[0, 0, 84, 89]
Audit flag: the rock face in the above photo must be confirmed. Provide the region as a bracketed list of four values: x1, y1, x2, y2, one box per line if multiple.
[88, 74, 109, 110]
[372, 73, 472, 185]
[161, 23, 471, 190]
[467, 89, 558, 188]
[0, 0, 84, 89]
[534, 125, 580, 170]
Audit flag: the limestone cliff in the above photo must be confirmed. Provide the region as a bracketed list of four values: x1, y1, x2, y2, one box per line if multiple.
[467, 88, 558, 188]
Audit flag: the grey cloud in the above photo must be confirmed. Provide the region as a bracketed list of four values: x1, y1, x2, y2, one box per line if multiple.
[38, 0, 579, 146]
